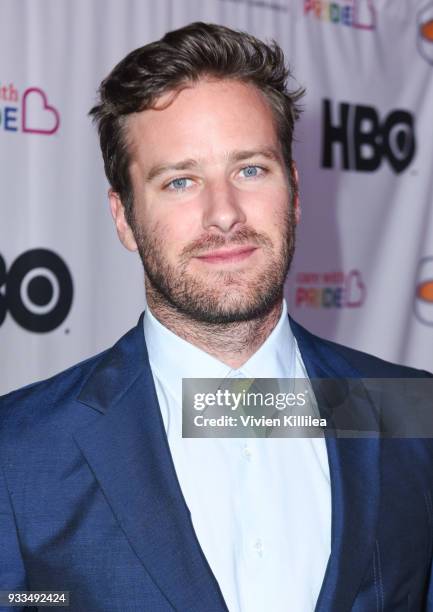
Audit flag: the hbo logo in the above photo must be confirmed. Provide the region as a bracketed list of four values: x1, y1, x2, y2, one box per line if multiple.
[322, 99, 416, 173]
[0, 249, 73, 333]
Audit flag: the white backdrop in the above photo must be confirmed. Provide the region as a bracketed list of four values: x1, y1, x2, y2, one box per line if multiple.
[1, 0, 432, 394]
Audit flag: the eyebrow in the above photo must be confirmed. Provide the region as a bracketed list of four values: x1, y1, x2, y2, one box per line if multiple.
[144, 147, 282, 183]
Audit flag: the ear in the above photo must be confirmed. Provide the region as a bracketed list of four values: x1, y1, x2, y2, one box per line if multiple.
[291, 161, 301, 224]
[108, 190, 138, 252]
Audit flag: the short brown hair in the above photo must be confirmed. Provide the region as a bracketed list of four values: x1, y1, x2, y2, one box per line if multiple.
[89, 21, 304, 226]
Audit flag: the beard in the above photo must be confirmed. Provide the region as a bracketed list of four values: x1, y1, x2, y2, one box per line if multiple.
[132, 205, 296, 325]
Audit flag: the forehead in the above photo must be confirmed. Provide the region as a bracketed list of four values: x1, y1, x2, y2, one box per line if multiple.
[126, 78, 281, 165]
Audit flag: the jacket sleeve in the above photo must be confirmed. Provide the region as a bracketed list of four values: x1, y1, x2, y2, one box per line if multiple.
[0, 464, 27, 612]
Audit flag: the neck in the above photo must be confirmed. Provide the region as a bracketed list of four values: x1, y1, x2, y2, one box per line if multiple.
[145, 285, 283, 369]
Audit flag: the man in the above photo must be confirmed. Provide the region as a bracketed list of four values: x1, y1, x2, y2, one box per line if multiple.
[1, 22, 432, 612]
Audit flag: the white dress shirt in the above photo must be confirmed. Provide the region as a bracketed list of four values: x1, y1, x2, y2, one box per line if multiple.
[143, 301, 331, 612]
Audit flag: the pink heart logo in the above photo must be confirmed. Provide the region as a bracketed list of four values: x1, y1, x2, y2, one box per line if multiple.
[22, 87, 60, 135]
[345, 269, 366, 307]
[353, 0, 376, 30]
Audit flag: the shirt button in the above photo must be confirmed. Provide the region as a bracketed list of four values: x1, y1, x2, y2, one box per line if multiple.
[253, 538, 263, 557]
[242, 444, 252, 461]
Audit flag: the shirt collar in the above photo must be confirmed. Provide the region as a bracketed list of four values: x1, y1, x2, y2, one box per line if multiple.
[143, 300, 296, 400]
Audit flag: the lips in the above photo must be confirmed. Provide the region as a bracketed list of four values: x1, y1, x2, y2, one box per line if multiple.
[195, 246, 258, 264]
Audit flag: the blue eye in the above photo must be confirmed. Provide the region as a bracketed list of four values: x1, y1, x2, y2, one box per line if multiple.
[240, 165, 263, 178]
[167, 177, 192, 191]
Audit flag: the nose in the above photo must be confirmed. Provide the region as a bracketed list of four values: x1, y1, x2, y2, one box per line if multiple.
[201, 179, 247, 233]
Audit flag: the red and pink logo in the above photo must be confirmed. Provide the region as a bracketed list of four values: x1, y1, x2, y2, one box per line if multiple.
[0, 82, 60, 135]
[304, 0, 376, 31]
[294, 269, 366, 309]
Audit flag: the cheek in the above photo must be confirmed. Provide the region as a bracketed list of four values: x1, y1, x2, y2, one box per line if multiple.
[146, 208, 200, 257]
[247, 189, 290, 231]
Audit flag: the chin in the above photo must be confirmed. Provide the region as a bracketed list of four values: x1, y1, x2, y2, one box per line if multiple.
[175, 290, 283, 325]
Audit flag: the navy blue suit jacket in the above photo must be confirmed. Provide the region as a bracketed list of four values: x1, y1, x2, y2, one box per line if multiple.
[1, 313, 433, 611]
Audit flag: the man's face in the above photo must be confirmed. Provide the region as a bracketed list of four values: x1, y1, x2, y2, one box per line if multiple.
[111, 78, 299, 324]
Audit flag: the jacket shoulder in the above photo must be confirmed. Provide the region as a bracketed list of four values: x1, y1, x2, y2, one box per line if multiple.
[290, 317, 431, 378]
[0, 315, 144, 441]
[0, 348, 110, 433]
[324, 339, 431, 378]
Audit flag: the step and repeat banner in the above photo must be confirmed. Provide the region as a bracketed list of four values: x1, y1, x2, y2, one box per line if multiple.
[1, 0, 432, 394]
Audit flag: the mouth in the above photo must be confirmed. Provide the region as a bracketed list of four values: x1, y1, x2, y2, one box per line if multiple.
[195, 246, 258, 264]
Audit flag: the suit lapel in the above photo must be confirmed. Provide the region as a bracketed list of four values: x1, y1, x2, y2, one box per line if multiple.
[74, 315, 228, 612]
[290, 318, 381, 612]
